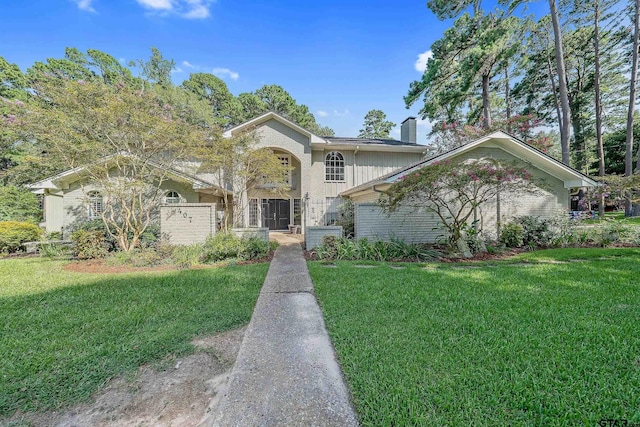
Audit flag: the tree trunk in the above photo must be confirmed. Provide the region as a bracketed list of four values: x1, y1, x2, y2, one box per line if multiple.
[482, 73, 492, 128]
[546, 52, 563, 141]
[505, 67, 511, 124]
[549, 0, 572, 165]
[594, 0, 605, 217]
[626, 0, 640, 216]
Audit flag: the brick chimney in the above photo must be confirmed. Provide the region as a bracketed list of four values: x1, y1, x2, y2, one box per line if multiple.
[401, 117, 417, 144]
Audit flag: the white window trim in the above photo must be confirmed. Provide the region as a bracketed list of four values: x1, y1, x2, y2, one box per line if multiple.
[87, 191, 103, 220]
[164, 190, 181, 204]
[325, 151, 345, 182]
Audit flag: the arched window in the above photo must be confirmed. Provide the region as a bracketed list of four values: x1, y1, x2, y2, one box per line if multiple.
[87, 191, 103, 220]
[164, 191, 181, 204]
[325, 151, 345, 182]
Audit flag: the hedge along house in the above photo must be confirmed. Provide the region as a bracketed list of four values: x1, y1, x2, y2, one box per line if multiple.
[30, 112, 426, 241]
[340, 131, 599, 244]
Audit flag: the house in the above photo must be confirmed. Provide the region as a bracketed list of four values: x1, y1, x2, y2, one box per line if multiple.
[30, 114, 597, 245]
[341, 131, 599, 243]
[30, 112, 426, 239]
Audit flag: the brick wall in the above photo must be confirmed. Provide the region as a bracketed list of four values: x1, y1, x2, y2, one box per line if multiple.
[160, 203, 217, 245]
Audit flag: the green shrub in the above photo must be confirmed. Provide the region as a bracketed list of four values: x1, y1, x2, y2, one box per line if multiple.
[337, 199, 355, 238]
[200, 233, 275, 262]
[513, 216, 553, 248]
[0, 186, 42, 223]
[201, 233, 243, 262]
[0, 221, 42, 253]
[315, 235, 439, 261]
[45, 231, 62, 240]
[172, 244, 203, 269]
[70, 230, 109, 260]
[39, 242, 73, 259]
[139, 225, 161, 248]
[109, 247, 165, 267]
[238, 237, 273, 261]
[499, 223, 524, 248]
[76, 220, 117, 251]
[590, 221, 637, 247]
[461, 221, 486, 254]
[317, 235, 341, 259]
[154, 238, 175, 259]
[549, 215, 578, 247]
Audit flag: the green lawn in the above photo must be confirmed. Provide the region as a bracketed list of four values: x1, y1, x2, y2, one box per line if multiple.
[582, 211, 640, 225]
[310, 248, 640, 426]
[0, 258, 267, 417]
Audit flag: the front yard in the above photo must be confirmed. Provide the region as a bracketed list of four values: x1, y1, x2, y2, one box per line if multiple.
[310, 248, 640, 426]
[0, 258, 267, 417]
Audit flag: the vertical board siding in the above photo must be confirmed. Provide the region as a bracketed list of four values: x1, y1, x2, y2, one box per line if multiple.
[353, 151, 423, 186]
[312, 149, 424, 198]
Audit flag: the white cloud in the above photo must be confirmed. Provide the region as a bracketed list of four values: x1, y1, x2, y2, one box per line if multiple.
[333, 109, 350, 117]
[135, 0, 213, 19]
[182, 0, 210, 18]
[414, 50, 433, 73]
[172, 67, 184, 73]
[182, 60, 195, 68]
[316, 110, 329, 118]
[213, 67, 239, 81]
[75, 0, 96, 12]
[136, 0, 172, 10]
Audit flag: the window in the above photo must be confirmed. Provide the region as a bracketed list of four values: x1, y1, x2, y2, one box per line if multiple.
[164, 191, 181, 204]
[325, 197, 341, 225]
[325, 151, 345, 182]
[249, 199, 259, 227]
[278, 155, 291, 185]
[88, 191, 103, 220]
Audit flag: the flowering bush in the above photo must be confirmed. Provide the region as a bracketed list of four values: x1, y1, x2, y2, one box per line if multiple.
[382, 158, 539, 257]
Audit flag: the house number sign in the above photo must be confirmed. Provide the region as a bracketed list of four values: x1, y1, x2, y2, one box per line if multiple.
[170, 207, 193, 223]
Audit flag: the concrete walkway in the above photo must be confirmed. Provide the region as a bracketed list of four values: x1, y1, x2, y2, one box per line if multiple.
[208, 234, 359, 427]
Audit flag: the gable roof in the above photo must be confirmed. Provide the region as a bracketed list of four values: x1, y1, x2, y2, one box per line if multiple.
[223, 111, 426, 151]
[341, 131, 599, 197]
[29, 155, 222, 192]
[222, 111, 327, 144]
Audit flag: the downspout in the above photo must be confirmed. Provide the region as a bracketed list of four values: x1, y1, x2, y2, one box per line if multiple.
[353, 145, 359, 188]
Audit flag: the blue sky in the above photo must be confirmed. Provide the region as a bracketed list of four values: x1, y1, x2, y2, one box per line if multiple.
[1, 0, 541, 141]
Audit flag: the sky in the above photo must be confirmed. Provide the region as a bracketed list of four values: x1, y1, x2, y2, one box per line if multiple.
[1, 0, 545, 142]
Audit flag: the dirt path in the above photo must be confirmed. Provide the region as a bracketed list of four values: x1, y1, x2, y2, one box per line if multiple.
[3, 327, 246, 427]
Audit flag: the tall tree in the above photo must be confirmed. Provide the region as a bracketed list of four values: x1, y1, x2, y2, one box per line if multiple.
[237, 84, 334, 135]
[549, 0, 572, 165]
[407, 9, 526, 130]
[8, 77, 217, 251]
[0, 57, 27, 100]
[236, 92, 267, 123]
[358, 109, 395, 138]
[182, 73, 239, 127]
[627, 0, 640, 215]
[130, 47, 175, 92]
